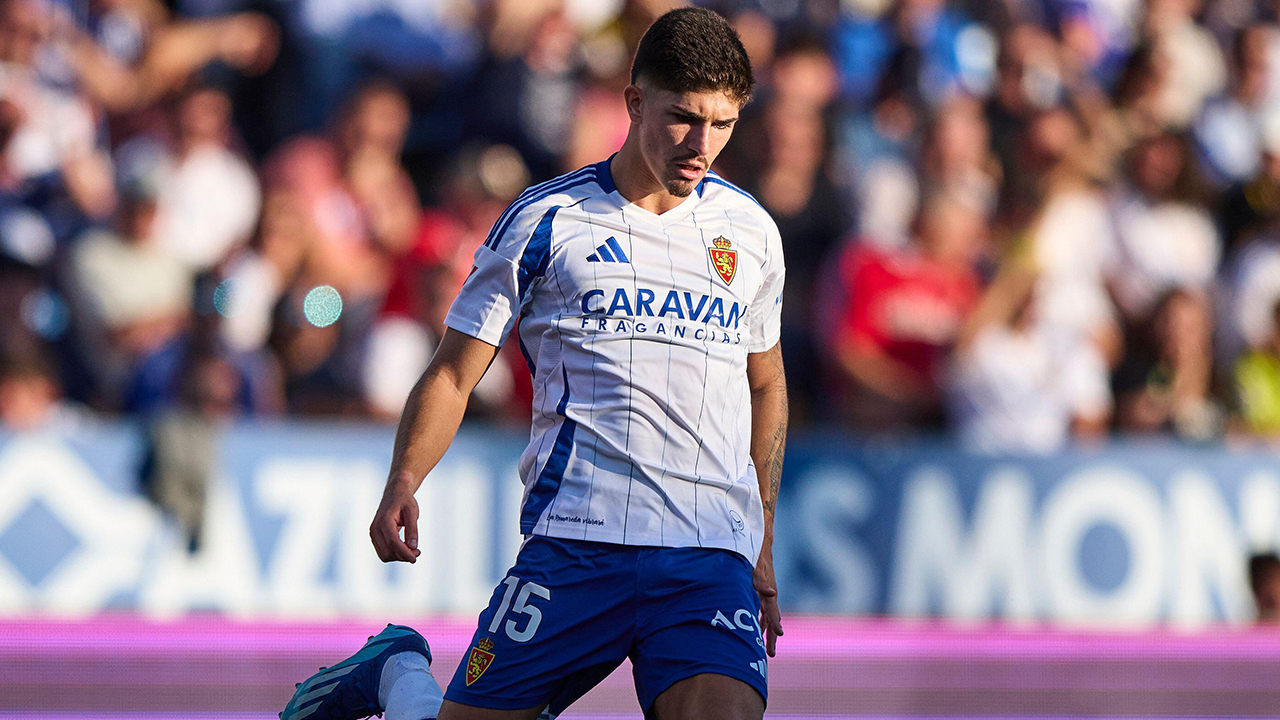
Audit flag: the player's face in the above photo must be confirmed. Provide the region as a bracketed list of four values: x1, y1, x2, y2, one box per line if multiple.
[630, 84, 740, 198]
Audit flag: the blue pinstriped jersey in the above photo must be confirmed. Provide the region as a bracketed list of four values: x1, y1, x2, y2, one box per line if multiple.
[444, 158, 785, 564]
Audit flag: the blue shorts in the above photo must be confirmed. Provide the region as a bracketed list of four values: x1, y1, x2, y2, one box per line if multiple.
[444, 536, 768, 716]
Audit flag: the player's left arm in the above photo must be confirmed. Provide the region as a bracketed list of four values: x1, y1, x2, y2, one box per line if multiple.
[747, 341, 787, 657]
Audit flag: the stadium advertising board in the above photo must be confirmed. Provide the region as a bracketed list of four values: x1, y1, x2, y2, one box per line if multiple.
[0, 425, 1274, 625]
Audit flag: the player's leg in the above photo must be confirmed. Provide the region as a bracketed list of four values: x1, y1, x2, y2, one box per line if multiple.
[281, 624, 444, 720]
[630, 547, 769, 720]
[382, 647, 445, 720]
[648, 673, 764, 720]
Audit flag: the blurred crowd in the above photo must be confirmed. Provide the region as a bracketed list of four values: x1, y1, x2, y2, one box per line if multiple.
[7, 0, 1280, 454]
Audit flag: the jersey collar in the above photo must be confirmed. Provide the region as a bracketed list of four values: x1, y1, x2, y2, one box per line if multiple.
[596, 154, 701, 228]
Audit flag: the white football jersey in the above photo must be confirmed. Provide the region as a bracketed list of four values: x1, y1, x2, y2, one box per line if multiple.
[445, 158, 785, 564]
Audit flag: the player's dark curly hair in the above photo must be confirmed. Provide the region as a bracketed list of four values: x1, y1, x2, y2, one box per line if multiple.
[630, 7, 755, 106]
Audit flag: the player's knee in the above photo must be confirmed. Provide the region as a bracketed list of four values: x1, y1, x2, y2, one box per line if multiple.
[655, 695, 763, 720]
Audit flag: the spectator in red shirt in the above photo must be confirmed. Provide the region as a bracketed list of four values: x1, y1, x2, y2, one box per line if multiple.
[364, 144, 533, 423]
[828, 193, 984, 432]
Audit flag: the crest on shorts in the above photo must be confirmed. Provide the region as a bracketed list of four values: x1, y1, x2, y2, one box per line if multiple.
[709, 236, 737, 285]
[465, 637, 495, 686]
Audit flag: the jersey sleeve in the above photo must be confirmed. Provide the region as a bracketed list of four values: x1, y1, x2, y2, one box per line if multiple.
[445, 204, 558, 347]
[746, 219, 785, 353]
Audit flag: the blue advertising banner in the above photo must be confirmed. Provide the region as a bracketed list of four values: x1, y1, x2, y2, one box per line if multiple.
[774, 436, 1280, 626]
[0, 423, 1276, 625]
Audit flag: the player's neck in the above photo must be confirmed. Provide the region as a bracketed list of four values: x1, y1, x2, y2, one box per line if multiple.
[611, 141, 688, 216]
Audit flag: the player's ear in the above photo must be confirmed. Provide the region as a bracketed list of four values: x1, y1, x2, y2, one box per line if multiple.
[623, 84, 644, 123]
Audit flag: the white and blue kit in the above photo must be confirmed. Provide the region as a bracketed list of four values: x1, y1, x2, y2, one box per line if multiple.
[442, 157, 784, 714]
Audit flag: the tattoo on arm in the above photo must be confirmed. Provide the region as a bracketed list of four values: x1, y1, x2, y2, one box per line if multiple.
[758, 345, 787, 516]
[762, 394, 787, 514]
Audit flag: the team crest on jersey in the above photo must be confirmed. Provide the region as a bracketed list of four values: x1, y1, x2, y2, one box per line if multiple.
[465, 637, 495, 686]
[709, 236, 737, 285]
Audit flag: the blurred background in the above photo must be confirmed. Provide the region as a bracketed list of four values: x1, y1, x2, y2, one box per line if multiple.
[4, 0, 1280, 717]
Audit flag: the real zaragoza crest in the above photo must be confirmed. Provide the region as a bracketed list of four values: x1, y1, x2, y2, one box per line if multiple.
[709, 236, 737, 285]
[465, 637, 495, 686]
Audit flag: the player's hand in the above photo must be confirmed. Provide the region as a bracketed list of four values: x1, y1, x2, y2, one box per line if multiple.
[370, 475, 421, 563]
[754, 547, 783, 657]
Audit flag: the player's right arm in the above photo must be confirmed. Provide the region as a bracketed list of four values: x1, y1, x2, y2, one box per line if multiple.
[370, 329, 499, 563]
[369, 193, 566, 563]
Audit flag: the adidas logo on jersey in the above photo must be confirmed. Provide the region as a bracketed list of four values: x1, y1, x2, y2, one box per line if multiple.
[586, 237, 630, 263]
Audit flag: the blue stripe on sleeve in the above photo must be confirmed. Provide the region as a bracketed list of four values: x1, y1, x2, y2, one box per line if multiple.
[485, 169, 597, 250]
[483, 167, 592, 249]
[517, 206, 561, 302]
[520, 365, 576, 533]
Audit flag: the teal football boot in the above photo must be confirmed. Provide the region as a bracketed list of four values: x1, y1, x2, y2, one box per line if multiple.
[281, 624, 431, 720]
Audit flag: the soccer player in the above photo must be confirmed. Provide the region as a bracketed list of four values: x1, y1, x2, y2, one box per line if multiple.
[281, 8, 787, 720]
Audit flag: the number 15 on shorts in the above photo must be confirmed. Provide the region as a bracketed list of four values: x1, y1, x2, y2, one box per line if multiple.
[489, 576, 550, 642]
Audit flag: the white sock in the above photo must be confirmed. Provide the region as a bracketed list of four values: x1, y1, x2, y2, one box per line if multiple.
[377, 651, 443, 720]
